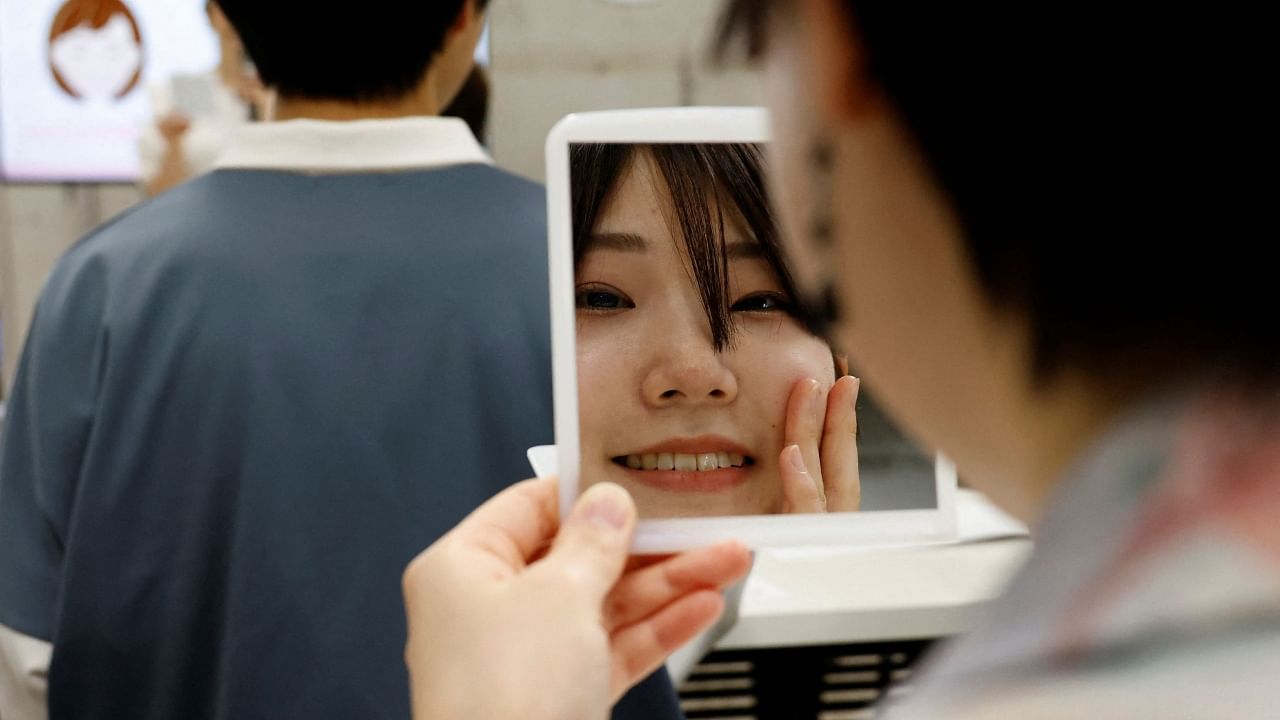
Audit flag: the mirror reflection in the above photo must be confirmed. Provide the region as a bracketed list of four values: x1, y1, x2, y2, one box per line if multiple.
[571, 142, 934, 519]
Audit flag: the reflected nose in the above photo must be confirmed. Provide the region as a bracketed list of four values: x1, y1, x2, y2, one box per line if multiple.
[641, 335, 738, 408]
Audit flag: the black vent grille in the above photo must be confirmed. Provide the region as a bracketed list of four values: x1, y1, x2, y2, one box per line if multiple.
[677, 639, 936, 719]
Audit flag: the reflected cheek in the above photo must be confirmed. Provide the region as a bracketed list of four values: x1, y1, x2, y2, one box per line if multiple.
[575, 329, 644, 452]
[578, 353, 619, 431]
[736, 334, 836, 437]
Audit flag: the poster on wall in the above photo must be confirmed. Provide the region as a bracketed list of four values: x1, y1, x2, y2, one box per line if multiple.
[0, 0, 219, 182]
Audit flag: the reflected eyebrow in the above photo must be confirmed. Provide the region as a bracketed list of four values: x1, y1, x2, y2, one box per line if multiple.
[583, 232, 647, 253]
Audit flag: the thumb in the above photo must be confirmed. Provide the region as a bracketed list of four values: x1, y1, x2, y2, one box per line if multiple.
[542, 482, 637, 602]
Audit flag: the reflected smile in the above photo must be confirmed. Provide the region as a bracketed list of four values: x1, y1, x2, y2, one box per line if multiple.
[613, 452, 752, 472]
[608, 436, 756, 492]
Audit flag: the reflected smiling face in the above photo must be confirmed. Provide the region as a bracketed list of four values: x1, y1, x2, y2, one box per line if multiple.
[576, 151, 834, 518]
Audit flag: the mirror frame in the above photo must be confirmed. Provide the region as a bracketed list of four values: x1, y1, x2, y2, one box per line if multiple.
[546, 107, 957, 552]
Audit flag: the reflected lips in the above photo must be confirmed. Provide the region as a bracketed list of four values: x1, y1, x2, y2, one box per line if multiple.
[611, 435, 755, 493]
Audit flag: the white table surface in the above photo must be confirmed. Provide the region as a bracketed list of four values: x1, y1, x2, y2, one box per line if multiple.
[667, 490, 1032, 680]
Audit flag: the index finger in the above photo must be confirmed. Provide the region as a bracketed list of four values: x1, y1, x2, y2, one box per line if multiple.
[784, 378, 828, 503]
[820, 375, 861, 512]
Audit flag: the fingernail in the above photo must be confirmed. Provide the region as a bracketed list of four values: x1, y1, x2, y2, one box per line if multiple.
[806, 379, 823, 415]
[576, 483, 631, 531]
[786, 444, 808, 475]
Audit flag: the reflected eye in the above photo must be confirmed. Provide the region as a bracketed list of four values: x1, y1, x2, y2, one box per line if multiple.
[731, 292, 794, 314]
[575, 285, 634, 312]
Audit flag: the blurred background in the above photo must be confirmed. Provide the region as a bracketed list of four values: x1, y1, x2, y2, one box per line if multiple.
[0, 0, 763, 393]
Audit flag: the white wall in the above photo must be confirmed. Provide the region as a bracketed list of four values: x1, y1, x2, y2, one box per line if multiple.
[0, 0, 761, 392]
[487, 0, 763, 179]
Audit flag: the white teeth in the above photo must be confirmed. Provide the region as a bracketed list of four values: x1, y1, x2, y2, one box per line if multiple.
[622, 451, 749, 471]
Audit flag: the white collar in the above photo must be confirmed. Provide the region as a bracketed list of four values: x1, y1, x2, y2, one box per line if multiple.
[214, 116, 491, 174]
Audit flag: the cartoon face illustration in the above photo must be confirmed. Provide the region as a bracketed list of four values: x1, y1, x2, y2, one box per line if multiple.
[48, 0, 144, 101]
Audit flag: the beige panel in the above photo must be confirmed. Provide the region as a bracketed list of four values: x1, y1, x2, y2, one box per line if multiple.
[0, 184, 140, 394]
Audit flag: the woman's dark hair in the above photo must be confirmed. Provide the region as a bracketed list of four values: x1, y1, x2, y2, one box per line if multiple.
[216, 0, 490, 102]
[717, 2, 1276, 388]
[572, 143, 811, 352]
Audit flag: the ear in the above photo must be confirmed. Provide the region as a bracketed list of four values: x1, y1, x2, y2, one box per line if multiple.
[449, 0, 478, 36]
[207, 2, 227, 26]
[797, 0, 878, 124]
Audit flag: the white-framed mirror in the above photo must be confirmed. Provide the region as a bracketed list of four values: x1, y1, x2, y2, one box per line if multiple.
[545, 107, 957, 553]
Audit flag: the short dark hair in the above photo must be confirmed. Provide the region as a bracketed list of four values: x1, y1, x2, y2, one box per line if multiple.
[571, 143, 812, 351]
[718, 2, 1276, 388]
[216, 0, 489, 102]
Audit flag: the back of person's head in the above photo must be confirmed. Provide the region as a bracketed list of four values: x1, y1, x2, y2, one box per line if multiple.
[215, 0, 489, 102]
[718, 2, 1274, 393]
